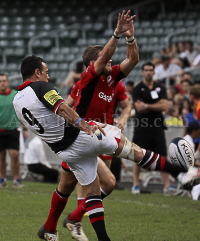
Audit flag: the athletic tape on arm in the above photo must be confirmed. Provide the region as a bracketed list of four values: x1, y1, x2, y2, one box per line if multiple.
[117, 137, 134, 161]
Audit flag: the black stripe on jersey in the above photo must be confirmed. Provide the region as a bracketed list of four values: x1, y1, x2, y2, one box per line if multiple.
[116, 71, 126, 84]
[76, 77, 99, 118]
[30, 81, 63, 112]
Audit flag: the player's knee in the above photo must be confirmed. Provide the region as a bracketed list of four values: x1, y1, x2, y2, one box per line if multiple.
[117, 137, 134, 161]
[110, 174, 116, 192]
[105, 174, 116, 194]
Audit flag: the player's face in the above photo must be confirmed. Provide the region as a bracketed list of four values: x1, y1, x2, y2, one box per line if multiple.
[0, 75, 9, 92]
[142, 66, 154, 82]
[40, 62, 50, 82]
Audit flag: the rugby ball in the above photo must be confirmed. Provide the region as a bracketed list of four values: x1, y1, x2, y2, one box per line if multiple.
[168, 137, 194, 171]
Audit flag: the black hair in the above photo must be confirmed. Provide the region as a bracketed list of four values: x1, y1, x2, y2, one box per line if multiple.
[20, 55, 44, 81]
[82, 45, 104, 67]
[73, 60, 84, 73]
[0, 73, 8, 80]
[142, 62, 155, 70]
[126, 81, 134, 87]
[186, 121, 200, 135]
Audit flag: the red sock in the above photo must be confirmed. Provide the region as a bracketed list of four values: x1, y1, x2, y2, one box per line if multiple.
[78, 198, 85, 207]
[69, 197, 86, 222]
[44, 190, 68, 233]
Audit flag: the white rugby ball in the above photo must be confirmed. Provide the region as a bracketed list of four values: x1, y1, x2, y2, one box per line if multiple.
[168, 137, 194, 171]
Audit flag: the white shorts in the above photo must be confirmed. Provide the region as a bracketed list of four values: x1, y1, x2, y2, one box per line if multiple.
[57, 123, 121, 185]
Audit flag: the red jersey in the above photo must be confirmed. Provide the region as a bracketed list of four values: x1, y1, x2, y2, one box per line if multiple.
[70, 63, 127, 124]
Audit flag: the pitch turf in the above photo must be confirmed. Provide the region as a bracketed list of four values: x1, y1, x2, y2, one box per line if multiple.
[0, 181, 200, 241]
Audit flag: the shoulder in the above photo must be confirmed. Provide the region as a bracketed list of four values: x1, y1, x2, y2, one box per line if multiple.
[31, 81, 54, 90]
[155, 64, 163, 71]
[169, 64, 182, 71]
[134, 81, 143, 89]
[116, 81, 125, 90]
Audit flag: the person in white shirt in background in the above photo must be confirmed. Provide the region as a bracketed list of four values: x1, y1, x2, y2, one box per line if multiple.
[154, 54, 182, 85]
[184, 41, 198, 64]
[24, 136, 59, 183]
[183, 121, 200, 200]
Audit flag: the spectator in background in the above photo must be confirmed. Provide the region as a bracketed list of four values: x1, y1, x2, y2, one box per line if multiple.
[177, 41, 186, 57]
[192, 44, 200, 66]
[152, 53, 161, 67]
[185, 41, 198, 64]
[154, 54, 182, 85]
[169, 43, 178, 58]
[0, 74, 24, 188]
[182, 98, 191, 115]
[62, 60, 85, 97]
[190, 85, 200, 121]
[165, 106, 183, 126]
[173, 93, 184, 117]
[132, 62, 175, 196]
[183, 101, 200, 148]
[24, 136, 59, 183]
[175, 72, 193, 95]
[182, 79, 191, 100]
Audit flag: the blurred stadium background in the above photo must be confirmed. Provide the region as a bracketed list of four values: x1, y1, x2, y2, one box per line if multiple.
[0, 0, 199, 96]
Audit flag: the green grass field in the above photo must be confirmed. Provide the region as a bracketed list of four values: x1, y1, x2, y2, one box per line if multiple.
[0, 181, 200, 241]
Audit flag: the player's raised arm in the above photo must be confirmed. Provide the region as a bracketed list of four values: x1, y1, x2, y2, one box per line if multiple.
[94, 10, 135, 75]
[119, 18, 139, 77]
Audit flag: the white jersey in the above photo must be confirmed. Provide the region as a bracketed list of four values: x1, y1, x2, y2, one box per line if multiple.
[13, 81, 80, 153]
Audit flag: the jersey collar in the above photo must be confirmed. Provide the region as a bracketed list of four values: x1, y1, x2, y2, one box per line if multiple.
[18, 80, 33, 90]
[0, 88, 12, 95]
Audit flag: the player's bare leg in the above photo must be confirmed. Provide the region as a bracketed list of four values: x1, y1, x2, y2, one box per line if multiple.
[0, 150, 6, 179]
[132, 163, 141, 194]
[0, 150, 7, 187]
[98, 159, 116, 196]
[114, 134, 195, 183]
[102, 158, 112, 169]
[9, 149, 20, 180]
[76, 158, 115, 207]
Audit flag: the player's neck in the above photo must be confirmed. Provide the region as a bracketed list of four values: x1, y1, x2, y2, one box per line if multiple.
[143, 79, 154, 89]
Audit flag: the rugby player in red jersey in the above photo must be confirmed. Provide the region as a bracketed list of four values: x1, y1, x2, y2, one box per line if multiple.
[62, 79, 130, 240]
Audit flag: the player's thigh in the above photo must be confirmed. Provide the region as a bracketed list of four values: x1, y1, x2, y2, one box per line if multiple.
[97, 158, 116, 189]
[0, 149, 6, 162]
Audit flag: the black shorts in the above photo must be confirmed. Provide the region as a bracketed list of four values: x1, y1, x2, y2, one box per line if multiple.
[133, 130, 167, 156]
[0, 129, 20, 151]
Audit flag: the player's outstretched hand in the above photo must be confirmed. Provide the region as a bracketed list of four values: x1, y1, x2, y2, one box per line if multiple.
[116, 10, 136, 34]
[123, 16, 135, 38]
